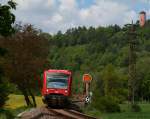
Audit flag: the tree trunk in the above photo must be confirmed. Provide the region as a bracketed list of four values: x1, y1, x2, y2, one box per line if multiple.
[21, 89, 32, 106]
[28, 88, 37, 107]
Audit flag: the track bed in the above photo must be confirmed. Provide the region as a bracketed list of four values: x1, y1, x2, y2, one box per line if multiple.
[19, 106, 98, 119]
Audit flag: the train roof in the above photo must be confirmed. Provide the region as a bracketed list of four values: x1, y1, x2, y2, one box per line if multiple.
[45, 69, 72, 74]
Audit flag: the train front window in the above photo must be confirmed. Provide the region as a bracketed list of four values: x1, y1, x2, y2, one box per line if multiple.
[46, 73, 69, 89]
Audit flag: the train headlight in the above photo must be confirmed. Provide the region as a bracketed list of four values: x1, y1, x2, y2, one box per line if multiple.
[46, 89, 49, 92]
[65, 90, 68, 93]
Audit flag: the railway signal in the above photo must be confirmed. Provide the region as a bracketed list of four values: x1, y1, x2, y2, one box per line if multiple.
[85, 96, 90, 103]
[83, 74, 92, 83]
[83, 74, 92, 105]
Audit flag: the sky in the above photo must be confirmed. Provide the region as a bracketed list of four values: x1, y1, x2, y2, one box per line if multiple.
[1, 0, 150, 34]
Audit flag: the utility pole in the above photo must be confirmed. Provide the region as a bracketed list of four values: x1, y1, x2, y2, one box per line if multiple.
[128, 11, 146, 111]
[128, 21, 137, 106]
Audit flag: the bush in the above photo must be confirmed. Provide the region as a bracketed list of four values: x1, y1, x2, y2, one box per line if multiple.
[0, 77, 10, 107]
[131, 104, 141, 112]
[0, 109, 14, 119]
[93, 96, 120, 113]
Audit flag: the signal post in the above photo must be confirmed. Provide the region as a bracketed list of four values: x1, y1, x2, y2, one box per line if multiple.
[83, 74, 92, 104]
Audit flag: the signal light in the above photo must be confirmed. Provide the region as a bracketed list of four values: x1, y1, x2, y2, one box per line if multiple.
[83, 74, 92, 83]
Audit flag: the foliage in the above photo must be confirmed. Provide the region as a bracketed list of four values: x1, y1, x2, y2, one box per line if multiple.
[101, 64, 128, 103]
[0, 109, 14, 119]
[0, 75, 10, 107]
[137, 57, 150, 101]
[46, 21, 150, 102]
[0, 0, 16, 36]
[131, 103, 141, 112]
[93, 96, 120, 113]
[0, 25, 49, 107]
[0, 0, 16, 108]
[85, 103, 150, 119]
[91, 65, 126, 112]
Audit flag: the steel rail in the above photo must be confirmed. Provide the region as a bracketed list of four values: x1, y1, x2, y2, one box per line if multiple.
[48, 109, 97, 119]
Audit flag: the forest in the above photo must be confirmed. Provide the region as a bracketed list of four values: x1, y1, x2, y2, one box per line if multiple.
[41, 20, 150, 112]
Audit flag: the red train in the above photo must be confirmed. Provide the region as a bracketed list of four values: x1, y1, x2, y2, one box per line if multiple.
[41, 69, 72, 106]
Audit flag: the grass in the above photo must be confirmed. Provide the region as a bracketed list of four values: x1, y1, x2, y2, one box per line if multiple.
[0, 106, 29, 119]
[4, 94, 43, 109]
[1, 94, 44, 119]
[85, 103, 150, 119]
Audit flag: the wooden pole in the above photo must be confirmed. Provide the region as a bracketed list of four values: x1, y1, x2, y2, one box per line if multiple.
[85, 83, 89, 96]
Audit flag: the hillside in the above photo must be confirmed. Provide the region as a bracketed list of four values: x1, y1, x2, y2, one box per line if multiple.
[44, 20, 150, 99]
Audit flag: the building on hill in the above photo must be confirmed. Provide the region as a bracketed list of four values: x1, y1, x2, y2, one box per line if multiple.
[139, 11, 146, 27]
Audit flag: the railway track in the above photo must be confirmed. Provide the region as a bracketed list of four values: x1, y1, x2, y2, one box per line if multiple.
[49, 109, 97, 119]
[19, 106, 98, 119]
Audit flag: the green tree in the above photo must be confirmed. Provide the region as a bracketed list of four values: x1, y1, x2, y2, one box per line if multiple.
[91, 64, 128, 112]
[137, 57, 150, 101]
[0, 0, 16, 108]
[47, 21, 150, 103]
[0, 0, 16, 36]
[0, 25, 49, 107]
[0, 62, 10, 107]
[101, 64, 127, 102]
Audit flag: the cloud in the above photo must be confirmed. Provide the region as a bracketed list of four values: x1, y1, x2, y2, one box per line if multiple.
[79, 0, 132, 26]
[147, 9, 150, 16]
[59, 0, 77, 10]
[139, 0, 150, 3]
[9, 0, 147, 33]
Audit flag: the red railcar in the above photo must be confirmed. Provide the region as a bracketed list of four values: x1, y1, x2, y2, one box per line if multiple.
[42, 69, 72, 106]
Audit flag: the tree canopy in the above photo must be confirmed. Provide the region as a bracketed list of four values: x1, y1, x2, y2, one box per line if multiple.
[0, 0, 16, 36]
[0, 0, 16, 108]
[47, 20, 150, 103]
[0, 25, 49, 107]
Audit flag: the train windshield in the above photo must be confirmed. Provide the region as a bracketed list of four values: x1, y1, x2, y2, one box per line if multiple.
[46, 72, 69, 89]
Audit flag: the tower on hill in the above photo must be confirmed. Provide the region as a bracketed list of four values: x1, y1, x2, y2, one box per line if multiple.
[139, 11, 146, 27]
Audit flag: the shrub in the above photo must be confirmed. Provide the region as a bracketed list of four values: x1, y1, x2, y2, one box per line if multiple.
[0, 109, 14, 119]
[131, 104, 141, 112]
[0, 77, 9, 107]
[93, 96, 120, 113]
